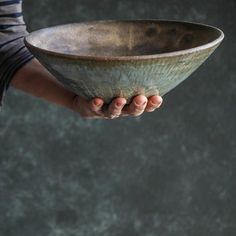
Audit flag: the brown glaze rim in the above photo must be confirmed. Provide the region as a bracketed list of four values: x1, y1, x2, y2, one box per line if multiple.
[24, 19, 224, 61]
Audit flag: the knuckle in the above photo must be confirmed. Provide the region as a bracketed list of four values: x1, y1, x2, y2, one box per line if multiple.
[106, 111, 121, 119]
[109, 108, 121, 116]
[112, 111, 121, 116]
[146, 108, 156, 112]
[107, 115, 118, 119]
[148, 103, 157, 109]
[91, 105, 103, 113]
[133, 107, 144, 113]
[130, 110, 144, 116]
[90, 107, 98, 112]
[132, 113, 143, 117]
[89, 103, 97, 110]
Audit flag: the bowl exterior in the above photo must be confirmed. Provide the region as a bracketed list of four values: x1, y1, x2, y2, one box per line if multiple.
[27, 43, 220, 103]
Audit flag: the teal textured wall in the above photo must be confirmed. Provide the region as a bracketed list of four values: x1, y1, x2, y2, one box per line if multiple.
[0, 0, 235, 236]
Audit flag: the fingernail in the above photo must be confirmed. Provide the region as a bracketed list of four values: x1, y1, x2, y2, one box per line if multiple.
[149, 108, 156, 112]
[93, 100, 102, 106]
[151, 101, 158, 106]
[116, 101, 123, 107]
[136, 101, 147, 106]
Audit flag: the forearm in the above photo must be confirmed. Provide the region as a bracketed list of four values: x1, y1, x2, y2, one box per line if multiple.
[11, 58, 76, 110]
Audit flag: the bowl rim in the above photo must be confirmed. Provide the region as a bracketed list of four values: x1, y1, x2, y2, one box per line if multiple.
[24, 19, 224, 61]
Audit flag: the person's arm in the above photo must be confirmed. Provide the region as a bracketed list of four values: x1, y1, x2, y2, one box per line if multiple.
[0, 0, 33, 104]
[0, 0, 162, 119]
[11, 58, 163, 119]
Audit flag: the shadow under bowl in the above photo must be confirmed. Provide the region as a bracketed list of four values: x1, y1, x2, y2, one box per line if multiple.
[25, 20, 224, 103]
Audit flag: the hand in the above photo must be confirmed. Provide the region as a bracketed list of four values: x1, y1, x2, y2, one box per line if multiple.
[71, 94, 163, 119]
[11, 58, 163, 119]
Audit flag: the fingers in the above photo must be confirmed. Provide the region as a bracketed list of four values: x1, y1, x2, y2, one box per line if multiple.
[82, 97, 127, 119]
[107, 97, 126, 118]
[73, 95, 163, 120]
[145, 95, 163, 112]
[89, 98, 104, 114]
[122, 95, 148, 116]
[130, 95, 148, 116]
[72, 96, 103, 119]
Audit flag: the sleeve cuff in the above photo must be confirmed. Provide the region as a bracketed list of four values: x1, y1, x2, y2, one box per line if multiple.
[0, 36, 34, 106]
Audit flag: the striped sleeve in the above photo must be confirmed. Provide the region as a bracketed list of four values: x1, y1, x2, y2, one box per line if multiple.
[0, 0, 34, 106]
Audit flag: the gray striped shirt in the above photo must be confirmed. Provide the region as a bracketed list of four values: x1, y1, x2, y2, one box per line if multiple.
[0, 0, 34, 105]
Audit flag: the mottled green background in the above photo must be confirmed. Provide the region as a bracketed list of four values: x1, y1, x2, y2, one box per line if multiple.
[0, 0, 235, 236]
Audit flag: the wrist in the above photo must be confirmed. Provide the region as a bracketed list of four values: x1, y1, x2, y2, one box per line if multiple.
[11, 58, 76, 110]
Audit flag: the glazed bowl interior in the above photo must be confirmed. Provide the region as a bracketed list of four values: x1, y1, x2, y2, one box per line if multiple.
[26, 20, 222, 57]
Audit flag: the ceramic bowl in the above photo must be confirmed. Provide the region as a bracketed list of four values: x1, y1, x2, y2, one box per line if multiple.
[25, 20, 224, 103]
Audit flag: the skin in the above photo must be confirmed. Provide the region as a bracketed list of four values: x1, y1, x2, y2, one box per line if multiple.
[11, 58, 163, 119]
